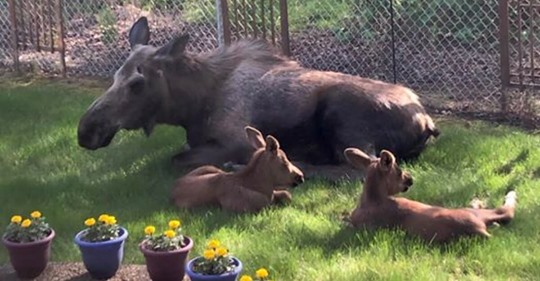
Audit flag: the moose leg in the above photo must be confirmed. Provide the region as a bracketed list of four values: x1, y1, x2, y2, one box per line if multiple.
[467, 191, 517, 226]
[171, 144, 242, 172]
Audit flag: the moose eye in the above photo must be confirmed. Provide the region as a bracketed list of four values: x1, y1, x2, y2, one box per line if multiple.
[129, 78, 145, 94]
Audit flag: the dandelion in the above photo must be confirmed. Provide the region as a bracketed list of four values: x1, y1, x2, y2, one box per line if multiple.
[164, 230, 176, 239]
[216, 246, 228, 257]
[256, 268, 269, 279]
[144, 225, 156, 235]
[240, 275, 253, 281]
[98, 214, 109, 223]
[84, 218, 96, 227]
[21, 219, 32, 228]
[207, 239, 220, 249]
[168, 220, 181, 229]
[203, 249, 216, 260]
[11, 215, 22, 224]
[30, 211, 42, 219]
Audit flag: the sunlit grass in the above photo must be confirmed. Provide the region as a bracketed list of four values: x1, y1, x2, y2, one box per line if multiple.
[0, 78, 539, 280]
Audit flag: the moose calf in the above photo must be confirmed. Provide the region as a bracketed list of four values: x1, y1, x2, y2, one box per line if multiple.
[171, 127, 304, 213]
[343, 148, 517, 243]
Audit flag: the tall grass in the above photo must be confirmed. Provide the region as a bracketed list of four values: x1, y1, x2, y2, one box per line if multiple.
[0, 79, 539, 280]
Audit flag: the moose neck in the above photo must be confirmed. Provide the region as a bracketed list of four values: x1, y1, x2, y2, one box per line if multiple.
[360, 170, 388, 205]
[156, 52, 243, 128]
[237, 151, 275, 196]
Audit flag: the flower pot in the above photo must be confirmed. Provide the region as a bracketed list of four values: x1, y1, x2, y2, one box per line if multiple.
[139, 236, 194, 281]
[186, 256, 243, 281]
[2, 229, 55, 279]
[74, 227, 128, 280]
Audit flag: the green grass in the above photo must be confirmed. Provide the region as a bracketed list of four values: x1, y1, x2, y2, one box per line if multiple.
[1, 79, 540, 280]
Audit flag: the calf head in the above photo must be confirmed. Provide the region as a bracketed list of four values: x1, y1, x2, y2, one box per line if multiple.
[245, 126, 305, 188]
[344, 148, 413, 196]
[78, 17, 193, 150]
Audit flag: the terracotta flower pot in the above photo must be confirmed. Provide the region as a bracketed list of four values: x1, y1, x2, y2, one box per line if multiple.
[139, 236, 194, 281]
[74, 227, 129, 280]
[186, 256, 243, 281]
[2, 229, 55, 279]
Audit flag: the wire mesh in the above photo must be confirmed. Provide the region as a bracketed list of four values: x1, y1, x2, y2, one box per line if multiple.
[0, 0, 539, 120]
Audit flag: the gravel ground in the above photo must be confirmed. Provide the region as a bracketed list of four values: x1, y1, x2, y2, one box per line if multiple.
[0, 262, 190, 281]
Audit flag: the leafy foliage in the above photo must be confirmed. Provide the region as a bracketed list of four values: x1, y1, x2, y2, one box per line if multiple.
[3, 211, 52, 243]
[192, 240, 235, 275]
[80, 214, 120, 242]
[141, 220, 186, 252]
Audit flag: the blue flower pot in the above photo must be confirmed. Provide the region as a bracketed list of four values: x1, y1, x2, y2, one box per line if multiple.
[74, 227, 128, 280]
[186, 256, 243, 281]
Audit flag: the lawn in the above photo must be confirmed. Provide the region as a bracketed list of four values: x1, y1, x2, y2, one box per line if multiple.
[1, 78, 540, 280]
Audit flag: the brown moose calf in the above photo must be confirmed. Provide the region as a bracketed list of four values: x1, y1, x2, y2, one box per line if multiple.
[343, 148, 517, 243]
[171, 127, 304, 213]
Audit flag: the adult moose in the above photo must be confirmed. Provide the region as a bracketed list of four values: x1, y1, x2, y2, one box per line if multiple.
[77, 17, 439, 181]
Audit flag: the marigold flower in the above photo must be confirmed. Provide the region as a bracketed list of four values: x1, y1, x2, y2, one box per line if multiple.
[85, 218, 96, 227]
[216, 246, 228, 257]
[207, 239, 220, 249]
[11, 215, 22, 224]
[239, 275, 253, 281]
[168, 220, 181, 229]
[256, 268, 269, 279]
[106, 216, 117, 225]
[21, 219, 32, 228]
[98, 214, 109, 223]
[164, 230, 176, 238]
[30, 211, 42, 219]
[203, 249, 216, 260]
[144, 225, 156, 235]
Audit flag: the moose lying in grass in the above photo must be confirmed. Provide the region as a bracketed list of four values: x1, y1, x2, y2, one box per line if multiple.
[343, 148, 517, 243]
[171, 126, 304, 213]
[77, 16, 439, 182]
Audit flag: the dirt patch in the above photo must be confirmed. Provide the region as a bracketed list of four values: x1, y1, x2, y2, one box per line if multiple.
[0, 262, 190, 281]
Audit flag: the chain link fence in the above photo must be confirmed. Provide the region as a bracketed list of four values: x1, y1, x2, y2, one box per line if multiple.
[0, 0, 539, 123]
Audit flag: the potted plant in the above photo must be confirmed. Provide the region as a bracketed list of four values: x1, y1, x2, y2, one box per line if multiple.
[74, 213, 128, 280]
[239, 267, 271, 281]
[186, 239, 243, 281]
[2, 211, 55, 279]
[139, 219, 194, 281]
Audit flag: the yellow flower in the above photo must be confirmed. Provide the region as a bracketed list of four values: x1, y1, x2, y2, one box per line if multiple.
[85, 218, 96, 227]
[203, 249, 216, 260]
[168, 220, 181, 229]
[98, 214, 109, 223]
[30, 211, 42, 219]
[144, 225, 156, 235]
[239, 275, 253, 281]
[164, 230, 175, 239]
[207, 239, 220, 249]
[106, 216, 117, 225]
[21, 219, 32, 228]
[11, 215, 22, 224]
[256, 268, 269, 279]
[216, 246, 228, 257]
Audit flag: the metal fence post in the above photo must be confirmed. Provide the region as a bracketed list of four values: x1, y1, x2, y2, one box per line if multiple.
[55, 0, 66, 77]
[498, 0, 510, 112]
[279, 0, 290, 56]
[216, 0, 231, 46]
[8, 0, 20, 74]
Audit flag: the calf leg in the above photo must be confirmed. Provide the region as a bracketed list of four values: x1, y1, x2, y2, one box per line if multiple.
[468, 191, 517, 226]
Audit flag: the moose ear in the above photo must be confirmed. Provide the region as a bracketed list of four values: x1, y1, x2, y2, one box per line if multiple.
[129, 17, 150, 49]
[265, 136, 280, 154]
[157, 34, 190, 57]
[379, 150, 396, 171]
[245, 126, 266, 150]
[344, 148, 373, 169]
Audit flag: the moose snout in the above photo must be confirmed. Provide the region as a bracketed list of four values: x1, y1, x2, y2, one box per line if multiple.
[291, 171, 305, 187]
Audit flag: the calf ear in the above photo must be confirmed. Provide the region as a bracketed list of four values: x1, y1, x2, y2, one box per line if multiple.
[379, 150, 396, 171]
[265, 136, 280, 154]
[245, 126, 266, 150]
[344, 148, 372, 169]
[129, 17, 150, 49]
